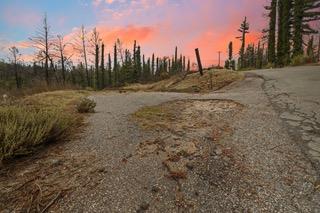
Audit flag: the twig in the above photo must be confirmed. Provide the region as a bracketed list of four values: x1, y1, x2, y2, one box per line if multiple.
[15, 178, 37, 191]
[40, 191, 62, 213]
[26, 194, 34, 213]
[35, 183, 43, 212]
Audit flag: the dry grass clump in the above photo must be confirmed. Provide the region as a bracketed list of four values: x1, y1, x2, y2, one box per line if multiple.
[0, 106, 75, 161]
[76, 97, 96, 113]
[0, 90, 88, 162]
[132, 105, 176, 129]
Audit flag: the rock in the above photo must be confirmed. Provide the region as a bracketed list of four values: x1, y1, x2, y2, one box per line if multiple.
[50, 159, 62, 166]
[137, 202, 149, 213]
[215, 148, 223, 155]
[165, 141, 198, 157]
[186, 162, 194, 170]
[151, 185, 161, 193]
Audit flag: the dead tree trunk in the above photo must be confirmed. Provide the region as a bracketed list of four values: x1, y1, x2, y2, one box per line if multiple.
[195, 48, 203, 76]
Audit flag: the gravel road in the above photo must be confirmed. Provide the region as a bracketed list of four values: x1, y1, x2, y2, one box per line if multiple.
[54, 68, 320, 212]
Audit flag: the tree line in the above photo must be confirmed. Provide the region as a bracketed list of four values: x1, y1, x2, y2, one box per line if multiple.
[225, 0, 320, 70]
[1, 14, 191, 90]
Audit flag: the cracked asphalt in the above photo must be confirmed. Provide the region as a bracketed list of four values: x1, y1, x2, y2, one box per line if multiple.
[250, 66, 320, 170]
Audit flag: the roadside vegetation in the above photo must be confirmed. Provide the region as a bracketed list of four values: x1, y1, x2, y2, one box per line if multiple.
[0, 90, 91, 163]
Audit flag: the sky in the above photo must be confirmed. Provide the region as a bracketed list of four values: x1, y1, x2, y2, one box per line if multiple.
[0, 0, 268, 66]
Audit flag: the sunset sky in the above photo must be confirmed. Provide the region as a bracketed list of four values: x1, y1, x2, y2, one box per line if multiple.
[0, 0, 268, 66]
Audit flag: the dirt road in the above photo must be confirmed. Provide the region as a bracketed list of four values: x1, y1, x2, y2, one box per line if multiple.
[1, 67, 320, 212]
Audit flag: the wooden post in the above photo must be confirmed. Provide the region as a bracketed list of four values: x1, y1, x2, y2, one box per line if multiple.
[195, 48, 203, 76]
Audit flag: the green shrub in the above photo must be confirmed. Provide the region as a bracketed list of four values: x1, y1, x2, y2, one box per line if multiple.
[290, 55, 312, 66]
[0, 106, 74, 161]
[76, 97, 96, 113]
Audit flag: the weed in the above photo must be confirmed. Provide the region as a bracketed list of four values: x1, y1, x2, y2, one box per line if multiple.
[76, 97, 96, 113]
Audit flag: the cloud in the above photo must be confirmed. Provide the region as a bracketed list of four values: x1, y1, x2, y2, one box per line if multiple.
[1, 5, 41, 28]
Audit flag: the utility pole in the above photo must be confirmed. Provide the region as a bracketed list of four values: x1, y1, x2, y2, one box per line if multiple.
[218, 51, 221, 68]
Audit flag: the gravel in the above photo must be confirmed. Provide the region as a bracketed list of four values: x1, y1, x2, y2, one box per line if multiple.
[40, 75, 320, 212]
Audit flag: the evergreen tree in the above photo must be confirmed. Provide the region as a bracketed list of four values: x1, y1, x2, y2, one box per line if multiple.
[293, 0, 304, 57]
[318, 34, 320, 62]
[114, 43, 118, 85]
[187, 58, 190, 72]
[265, 0, 277, 64]
[228, 41, 233, 61]
[293, 0, 320, 57]
[281, 0, 293, 65]
[256, 41, 263, 69]
[277, 0, 284, 66]
[101, 43, 105, 89]
[95, 44, 99, 89]
[183, 56, 186, 72]
[108, 53, 112, 86]
[237, 17, 250, 69]
[151, 53, 155, 76]
[136, 46, 142, 81]
[307, 36, 315, 60]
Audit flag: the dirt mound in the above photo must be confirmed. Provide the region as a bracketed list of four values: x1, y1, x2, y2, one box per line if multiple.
[123, 70, 243, 93]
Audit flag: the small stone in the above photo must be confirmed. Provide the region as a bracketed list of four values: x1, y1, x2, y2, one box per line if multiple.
[186, 162, 194, 170]
[98, 167, 107, 173]
[50, 159, 62, 166]
[151, 185, 161, 193]
[137, 202, 149, 212]
[215, 148, 223, 155]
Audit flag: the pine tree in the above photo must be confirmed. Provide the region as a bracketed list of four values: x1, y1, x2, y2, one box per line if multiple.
[292, 0, 304, 57]
[183, 56, 186, 72]
[307, 36, 315, 61]
[293, 0, 320, 57]
[277, 0, 284, 66]
[237, 17, 250, 69]
[95, 44, 99, 89]
[228, 41, 233, 61]
[156, 57, 159, 78]
[114, 43, 118, 85]
[265, 0, 277, 64]
[256, 41, 263, 69]
[136, 46, 142, 81]
[179, 54, 183, 72]
[108, 53, 112, 86]
[101, 43, 105, 89]
[151, 53, 155, 76]
[187, 58, 190, 72]
[282, 0, 293, 65]
[318, 34, 320, 62]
